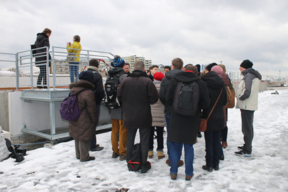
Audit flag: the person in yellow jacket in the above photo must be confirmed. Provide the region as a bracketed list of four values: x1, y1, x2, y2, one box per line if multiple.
[67, 35, 82, 83]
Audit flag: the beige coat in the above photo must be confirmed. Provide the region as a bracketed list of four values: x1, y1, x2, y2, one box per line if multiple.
[151, 81, 166, 127]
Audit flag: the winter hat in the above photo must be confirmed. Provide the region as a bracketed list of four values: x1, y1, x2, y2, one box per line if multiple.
[240, 59, 253, 69]
[211, 65, 223, 75]
[195, 64, 201, 73]
[206, 63, 217, 72]
[113, 55, 125, 68]
[79, 71, 94, 84]
[153, 72, 165, 81]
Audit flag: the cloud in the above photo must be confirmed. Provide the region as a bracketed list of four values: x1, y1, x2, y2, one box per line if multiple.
[0, 0, 288, 76]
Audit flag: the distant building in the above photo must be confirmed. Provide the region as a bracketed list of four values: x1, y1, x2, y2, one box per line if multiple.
[122, 55, 152, 71]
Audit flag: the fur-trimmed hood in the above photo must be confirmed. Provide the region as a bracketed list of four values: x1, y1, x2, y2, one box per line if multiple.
[86, 66, 100, 73]
[69, 80, 95, 94]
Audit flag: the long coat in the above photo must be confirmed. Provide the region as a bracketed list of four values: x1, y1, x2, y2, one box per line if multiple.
[69, 80, 98, 142]
[202, 71, 227, 132]
[117, 70, 158, 129]
[166, 71, 210, 145]
[151, 80, 166, 127]
[34, 33, 51, 66]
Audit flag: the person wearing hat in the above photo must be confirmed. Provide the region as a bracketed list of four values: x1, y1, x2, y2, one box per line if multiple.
[107, 55, 129, 161]
[235, 60, 262, 157]
[148, 72, 166, 160]
[69, 71, 98, 162]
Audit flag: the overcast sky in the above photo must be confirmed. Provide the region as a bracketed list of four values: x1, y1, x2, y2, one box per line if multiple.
[1, 0, 288, 76]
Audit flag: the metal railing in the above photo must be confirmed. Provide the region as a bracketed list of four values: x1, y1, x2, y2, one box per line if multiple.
[0, 46, 114, 90]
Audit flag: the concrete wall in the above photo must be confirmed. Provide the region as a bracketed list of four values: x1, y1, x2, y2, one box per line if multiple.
[0, 92, 9, 131]
[7, 91, 111, 138]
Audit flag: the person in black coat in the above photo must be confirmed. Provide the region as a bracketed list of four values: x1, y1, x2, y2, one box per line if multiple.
[166, 65, 210, 180]
[34, 28, 52, 89]
[117, 60, 158, 173]
[202, 70, 227, 172]
[85, 59, 105, 151]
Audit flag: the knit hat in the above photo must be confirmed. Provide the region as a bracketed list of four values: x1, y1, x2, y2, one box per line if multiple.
[79, 71, 94, 84]
[211, 65, 223, 75]
[240, 59, 253, 69]
[206, 63, 217, 71]
[113, 56, 125, 68]
[153, 72, 165, 81]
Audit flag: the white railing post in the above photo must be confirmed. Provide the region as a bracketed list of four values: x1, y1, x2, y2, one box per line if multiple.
[52, 46, 56, 90]
[15, 53, 19, 91]
[46, 47, 50, 89]
[30, 49, 33, 89]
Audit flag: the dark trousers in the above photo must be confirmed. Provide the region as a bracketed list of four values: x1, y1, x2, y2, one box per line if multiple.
[126, 128, 150, 169]
[75, 140, 90, 161]
[149, 127, 164, 151]
[37, 65, 47, 85]
[90, 105, 101, 150]
[221, 126, 228, 142]
[204, 130, 221, 168]
[241, 109, 255, 154]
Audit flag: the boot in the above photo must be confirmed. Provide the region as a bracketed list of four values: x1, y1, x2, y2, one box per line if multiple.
[157, 151, 165, 159]
[148, 151, 153, 159]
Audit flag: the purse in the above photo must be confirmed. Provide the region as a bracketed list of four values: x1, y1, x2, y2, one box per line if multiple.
[66, 43, 81, 62]
[199, 88, 223, 132]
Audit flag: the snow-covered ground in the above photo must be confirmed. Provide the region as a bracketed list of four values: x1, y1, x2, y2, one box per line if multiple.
[1, 89, 288, 192]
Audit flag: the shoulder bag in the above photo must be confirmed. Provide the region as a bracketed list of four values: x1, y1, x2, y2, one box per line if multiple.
[199, 88, 223, 132]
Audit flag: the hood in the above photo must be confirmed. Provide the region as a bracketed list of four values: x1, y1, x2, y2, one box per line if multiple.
[203, 71, 224, 89]
[173, 71, 200, 83]
[218, 73, 230, 87]
[36, 33, 48, 42]
[108, 67, 124, 76]
[130, 70, 148, 77]
[69, 80, 95, 94]
[165, 69, 183, 80]
[242, 68, 262, 80]
[86, 66, 100, 73]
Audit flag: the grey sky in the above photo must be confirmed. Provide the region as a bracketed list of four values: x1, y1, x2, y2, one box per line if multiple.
[1, 0, 288, 76]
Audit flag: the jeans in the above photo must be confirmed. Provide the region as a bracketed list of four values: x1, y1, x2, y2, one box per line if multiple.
[241, 109, 255, 154]
[165, 113, 182, 159]
[90, 105, 101, 150]
[170, 142, 194, 176]
[204, 130, 221, 168]
[37, 65, 47, 86]
[69, 62, 79, 83]
[149, 127, 164, 151]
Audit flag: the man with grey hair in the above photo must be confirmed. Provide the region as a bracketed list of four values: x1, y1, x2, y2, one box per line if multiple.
[118, 60, 159, 173]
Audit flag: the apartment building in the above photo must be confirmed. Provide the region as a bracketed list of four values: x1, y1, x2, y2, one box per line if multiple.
[122, 55, 152, 71]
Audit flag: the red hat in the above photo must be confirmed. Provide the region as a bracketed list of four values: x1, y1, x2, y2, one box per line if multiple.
[153, 72, 165, 81]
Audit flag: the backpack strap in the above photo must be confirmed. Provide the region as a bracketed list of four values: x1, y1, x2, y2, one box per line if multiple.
[128, 160, 141, 171]
[207, 88, 223, 121]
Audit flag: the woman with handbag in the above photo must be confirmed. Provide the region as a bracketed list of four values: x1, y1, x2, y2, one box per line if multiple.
[201, 63, 227, 172]
[67, 35, 82, 83]
[34, 28, 52, 89]
[217, 65, 235, 150]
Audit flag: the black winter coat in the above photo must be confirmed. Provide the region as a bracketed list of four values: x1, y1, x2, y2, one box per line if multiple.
[202, 71, 227, 132]
[34, 33, 51, 66]
[87, 67, 105, 105]
[159, 69, 183, 113]
[117, 70, 159, 129]
[166, 71, 210, 145]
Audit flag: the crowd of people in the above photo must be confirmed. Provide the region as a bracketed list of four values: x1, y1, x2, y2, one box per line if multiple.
[34, 28, 263, 180]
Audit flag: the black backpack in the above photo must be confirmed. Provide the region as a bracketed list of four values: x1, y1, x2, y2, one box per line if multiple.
[104, 69, 126, 109]
[127, 143, 142, 171]
[173, 81, 200, 116]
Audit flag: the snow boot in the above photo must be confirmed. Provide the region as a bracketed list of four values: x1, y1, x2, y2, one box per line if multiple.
[148, 151, 153, 158]
[157, 151, 165, 159]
